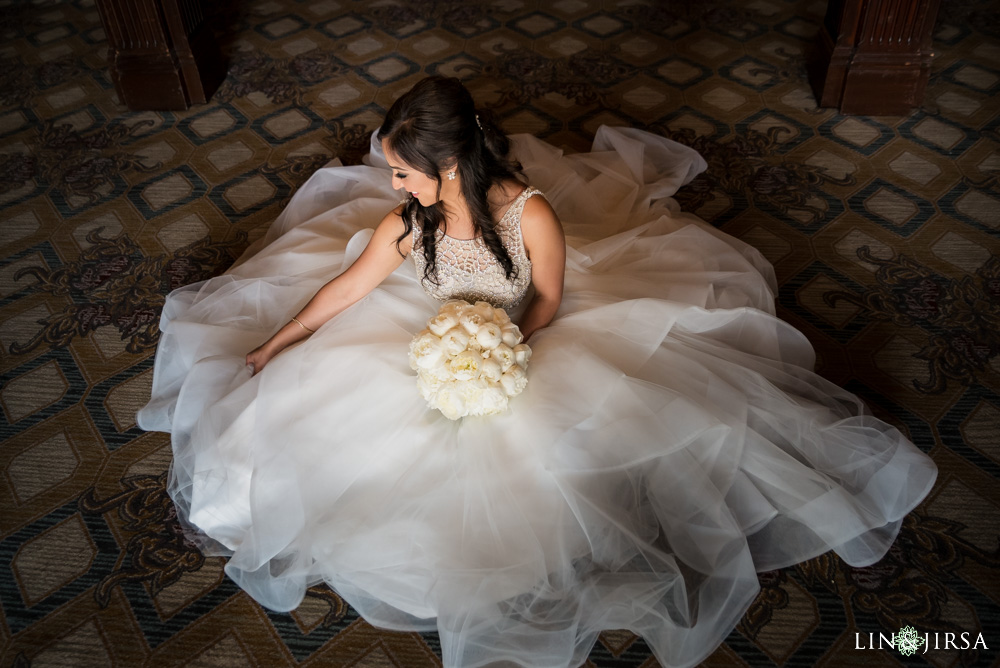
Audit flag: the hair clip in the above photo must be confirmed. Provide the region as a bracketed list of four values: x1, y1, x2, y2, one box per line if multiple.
[475, 114, 483, 130]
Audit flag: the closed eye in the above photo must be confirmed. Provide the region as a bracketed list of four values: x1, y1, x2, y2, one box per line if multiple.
[394, 172, 407, 179]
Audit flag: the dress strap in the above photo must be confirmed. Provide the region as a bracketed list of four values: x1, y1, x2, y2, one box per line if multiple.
[506, 186, 542, 229]
[495, 186, 542, 263]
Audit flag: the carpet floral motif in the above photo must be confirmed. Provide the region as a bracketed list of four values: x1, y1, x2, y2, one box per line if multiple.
[11, 230, 246, 355]
[617, 2, 766, 37]
[0, 117, 159, 205]
[738, 569, 792, 638]
[738, 513, 998, 666]
[657, 126, 854, 225]
[0, 53, 91, 107]
[261, 118, 373, 184]
[79, 472, 205, 607]
[825, 249, 1000, 393]
[367, 0, 499, 37]
[218, 50, 347, 105]
[846, 512, 998, 665]
[473, 50, 637, 106]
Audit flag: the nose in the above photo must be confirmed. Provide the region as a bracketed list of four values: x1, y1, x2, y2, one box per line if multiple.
[391, 175, 402, 190]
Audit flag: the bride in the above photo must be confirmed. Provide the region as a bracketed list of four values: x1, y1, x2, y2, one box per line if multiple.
[245, 76, 564, 373]
[138, 76, 938, 668]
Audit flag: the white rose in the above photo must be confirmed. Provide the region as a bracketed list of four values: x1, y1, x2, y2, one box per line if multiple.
[460, 311, 485, 335]
[480, 357, 502, 383]
[417, 372, 444, 401]
[428, 312, 459, 337]
[475, 322, 503, 349]
[424, 358, 452, 381]
[440, 328, 470, 356]
[501, 323, 522, 347]
[432, 382, 467, 420]
[493, 308, 511, 326]
[409, 332, 444, 369]
[459, 378, 489, 410]
[479, 386, 509, 415]
[499, 365, 528, 397]
[408, 328, 429, 370]
[440, 300, 469, 319]
[490, 343, 515, 372]
[513, 343, 532, 369]
[473, 301, 495, 322]
[448, 350, 482, 381]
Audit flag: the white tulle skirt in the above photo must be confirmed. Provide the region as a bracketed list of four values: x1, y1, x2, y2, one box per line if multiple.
[138, 127, 937, 668]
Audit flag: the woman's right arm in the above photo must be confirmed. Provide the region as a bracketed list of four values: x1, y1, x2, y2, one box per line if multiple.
[246, 206, 411, 375]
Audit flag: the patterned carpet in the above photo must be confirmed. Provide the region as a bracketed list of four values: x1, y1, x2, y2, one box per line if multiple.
[1, 0, 999, 666]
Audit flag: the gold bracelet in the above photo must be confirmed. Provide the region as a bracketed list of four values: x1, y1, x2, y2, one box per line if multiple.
[291, 317, 315, 334]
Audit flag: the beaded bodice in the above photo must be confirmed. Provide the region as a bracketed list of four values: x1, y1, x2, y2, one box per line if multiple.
[411, 186, 540, 310]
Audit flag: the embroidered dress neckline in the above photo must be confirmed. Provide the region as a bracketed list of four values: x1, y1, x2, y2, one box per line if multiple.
[440, 186, 530, 242]
[411, 186, 539, 309]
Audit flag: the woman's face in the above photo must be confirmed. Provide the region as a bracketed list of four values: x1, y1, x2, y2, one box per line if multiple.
[382, 139, 443, 208]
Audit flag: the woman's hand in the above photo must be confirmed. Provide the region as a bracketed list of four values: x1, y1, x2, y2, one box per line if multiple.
[246, 344, 277, 376]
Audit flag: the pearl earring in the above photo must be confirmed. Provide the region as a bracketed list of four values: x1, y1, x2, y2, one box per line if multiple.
[447, 170, 456, 181]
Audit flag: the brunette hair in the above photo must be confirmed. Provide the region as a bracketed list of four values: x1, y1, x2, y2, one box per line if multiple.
[380, 76, 521, 283]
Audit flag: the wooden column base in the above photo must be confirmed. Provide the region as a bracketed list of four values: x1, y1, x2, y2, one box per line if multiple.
[809, 0, 942, 116]
[96, 0, 226, 111]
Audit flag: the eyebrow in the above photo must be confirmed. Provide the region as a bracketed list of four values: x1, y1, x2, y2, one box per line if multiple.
[387, 164, 407, 171]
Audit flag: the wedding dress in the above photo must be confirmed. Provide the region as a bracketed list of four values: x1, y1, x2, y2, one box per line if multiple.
[138, 127, 937, 668]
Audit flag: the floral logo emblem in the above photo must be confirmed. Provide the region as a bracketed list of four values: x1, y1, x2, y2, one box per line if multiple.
[897, 626, 925, 656]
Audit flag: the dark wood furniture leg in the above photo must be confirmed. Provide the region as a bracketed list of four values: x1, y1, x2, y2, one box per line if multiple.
[809, 0, 943, 115]
[95, 0, 226, 111]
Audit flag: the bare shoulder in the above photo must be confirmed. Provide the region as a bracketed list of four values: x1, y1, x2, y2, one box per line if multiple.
[521, 191, 561, 231]
[520, 192, 563, 262]
[374, 203, 412, 253]
[379, 203, 408, 228]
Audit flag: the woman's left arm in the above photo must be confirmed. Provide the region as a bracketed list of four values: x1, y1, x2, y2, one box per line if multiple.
[518, 195, 566, 341]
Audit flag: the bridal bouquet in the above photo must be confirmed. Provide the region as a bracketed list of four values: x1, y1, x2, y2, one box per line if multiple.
[409, 300, 531, 420]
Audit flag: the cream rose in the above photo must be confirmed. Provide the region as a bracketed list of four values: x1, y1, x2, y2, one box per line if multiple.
[480, 357, 502, 383]
[501, 323, 523, 347]
[428, 312, 459, 337]
[416, 373, 445, 401]
[460, 311, 485, 335]
[458, 378, 488, 407]
[440, 328, 471, 356]
[441, 299, 468, 314]
[491, 343, 515, 372]
[432, 382, 467, 420]
[448, 350, 482, 381]
[499, 365, 528, 397]
[480, 385, 509, 415]
[472, 301, 495, 322]
[475, 322, 503, 350]
[513, 343, 532, 368]
[423, 358, 451, 382]
[409, 331, 444, 370]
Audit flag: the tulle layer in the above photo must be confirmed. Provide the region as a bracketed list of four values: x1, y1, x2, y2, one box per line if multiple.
[138, 127, 936, 668]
